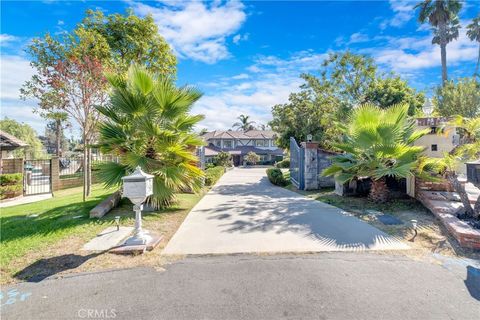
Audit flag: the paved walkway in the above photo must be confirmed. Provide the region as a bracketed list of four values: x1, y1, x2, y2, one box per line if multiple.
[0, 193, 52, 208]
[163, 168, 408, 254]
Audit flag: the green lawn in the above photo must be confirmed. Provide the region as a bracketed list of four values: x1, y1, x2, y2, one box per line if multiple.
[0, 184, 203, 283]
[0, 185, 116, 271]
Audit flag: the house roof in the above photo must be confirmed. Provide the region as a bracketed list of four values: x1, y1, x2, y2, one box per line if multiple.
[0, 130, 28, 151]
[204, 145, 284, 157]
[201, 130, 277, 140]
[416, 117, 449, 127]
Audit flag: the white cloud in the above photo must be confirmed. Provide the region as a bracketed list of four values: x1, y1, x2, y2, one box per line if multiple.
[130, 0, 247, 64]
[348, 32, 369, 44]
[372, 27, 477, 72]
[0, 34, 19, 47]
[381, 0, 416, 29]
[231, 73, 249, 80]
[193, 50, 327, 130]
[232, 33, 249, 44]
[0, 55, 43, 133]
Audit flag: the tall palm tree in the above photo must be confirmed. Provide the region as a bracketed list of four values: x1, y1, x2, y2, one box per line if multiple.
[232, 114, 255, 131]
[467, 15, 480, 78]
[322, 103, 431, 203]
[96, 65, 205, 209]
[415, 0, 462, 85]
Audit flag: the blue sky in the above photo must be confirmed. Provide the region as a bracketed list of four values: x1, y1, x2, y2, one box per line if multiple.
[1, 0, 479, 136]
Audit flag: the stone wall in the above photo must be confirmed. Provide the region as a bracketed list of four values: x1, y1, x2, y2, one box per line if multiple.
[317, 149, 335, 188]
[1, 158, 23, 174]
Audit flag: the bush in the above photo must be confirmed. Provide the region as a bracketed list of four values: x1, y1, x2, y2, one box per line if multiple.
[276, 158, 290, 168]
[205, 163, 216, 170]
[0, 173, 23, 185]
[214, 152, 233, 167]
[266, 168, 288, 186]
[205, 166, 225, 186]
[0, 173, 23, 199]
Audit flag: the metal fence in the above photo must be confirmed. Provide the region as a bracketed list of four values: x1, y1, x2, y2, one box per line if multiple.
[59, 157, 84, 179]
[24, 159, 52, 195]
[289, 137, 304, 190]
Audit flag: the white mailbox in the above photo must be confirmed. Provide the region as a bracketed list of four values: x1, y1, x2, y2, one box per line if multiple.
[121, 166, 154, 246]
[122, 166, 154, 205]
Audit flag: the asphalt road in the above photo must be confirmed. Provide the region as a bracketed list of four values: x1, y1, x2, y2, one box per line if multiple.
[2, 252, 479, 320]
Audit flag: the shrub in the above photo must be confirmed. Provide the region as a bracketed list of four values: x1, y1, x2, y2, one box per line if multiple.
[245, 151, 260, 165]
[276, 158, 290, 168]
[205, 166, 225, 186]
[205, 163, 216, 170]
[0, 173, 23, 185]
[214, 152, 233, 167]
[0, 173, 23, 199]
[266, 168, 288, 186]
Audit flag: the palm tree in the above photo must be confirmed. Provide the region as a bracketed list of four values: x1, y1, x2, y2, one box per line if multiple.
[467, 15, 480, 78]
[232, 114, 255, 131]
[415, 0, 462, 85]
[322, 104, 431, 203]
[96, 65, 205, 209]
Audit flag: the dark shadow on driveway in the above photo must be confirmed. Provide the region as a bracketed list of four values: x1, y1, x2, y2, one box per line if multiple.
[465, 265, 480, 301]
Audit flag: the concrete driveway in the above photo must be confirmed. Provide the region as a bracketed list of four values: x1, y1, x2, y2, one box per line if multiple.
[163, 168, 409, 254]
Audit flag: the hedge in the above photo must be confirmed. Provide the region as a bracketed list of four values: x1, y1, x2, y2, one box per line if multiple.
[275, 159, 290, 168]
[0, 173, 22, 185]
[205, 166, 225, 186]
[0, 173, 23, 200]
[266, 168, 289, 186]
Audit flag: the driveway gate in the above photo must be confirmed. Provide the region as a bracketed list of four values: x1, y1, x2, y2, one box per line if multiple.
[24, 159, 52, 195]
[289, 137, 304, 190]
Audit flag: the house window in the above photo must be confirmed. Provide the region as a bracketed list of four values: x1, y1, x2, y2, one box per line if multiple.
[214, 140, 221, 147]
[255, 140, 267, 147]
[431, 144, 438, 151]
[271, 140, 276, 147]
[223, 140, 233, 149]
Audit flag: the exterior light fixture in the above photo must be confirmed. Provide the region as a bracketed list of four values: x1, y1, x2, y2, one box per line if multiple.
[422, 99, 433, 116]
[114, 216, 120, 231]
[306, 134, 313, 142]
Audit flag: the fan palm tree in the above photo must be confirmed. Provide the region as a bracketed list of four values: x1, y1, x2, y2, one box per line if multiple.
[232, 114, 255, 131]
[322, 103, 431, 203]
[415, 0, 462, 85]
[467, 15, 480, 78]
[96, 65, 205, 209]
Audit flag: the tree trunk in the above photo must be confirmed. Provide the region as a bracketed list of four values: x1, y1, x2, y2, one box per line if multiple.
[82, 134, 87, 202]
[369, 177, 388, 203]
[55, 118, 62, 157]
[86, 146, 91, 197]
[440, 42, 448, 85]
[445, 171, 475, 217]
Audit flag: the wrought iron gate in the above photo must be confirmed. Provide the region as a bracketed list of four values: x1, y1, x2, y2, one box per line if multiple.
[289, 137, 304, 190]
[24, 159, 52, 195]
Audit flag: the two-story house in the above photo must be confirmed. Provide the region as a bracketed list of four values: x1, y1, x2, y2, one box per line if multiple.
[413, 117, 459, 158]
[201, 130, 284, 166]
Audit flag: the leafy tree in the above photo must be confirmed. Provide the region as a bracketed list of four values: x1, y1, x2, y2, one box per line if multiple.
[415, 0, 462, 85]
[20, 33, 69, 157]
[214, 151, 232, 167]
[271, 52, 424, 150]
[0, 118, 44, 159]
[96, 65, 204, 209]
[82, 9, 177, 76]
[232, 115, 256, 131]
[270, 89, 339, 150]
[433, 78, 480, 118]
[312, 51, 377, 115]
[467, 15, 480, 78]
[321, 104, 430, 203]
[364, 77, 425, 115]
[244, 152, 260, 165]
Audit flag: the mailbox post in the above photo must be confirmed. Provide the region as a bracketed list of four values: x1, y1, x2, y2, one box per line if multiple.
[122, 166, 154, 246]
